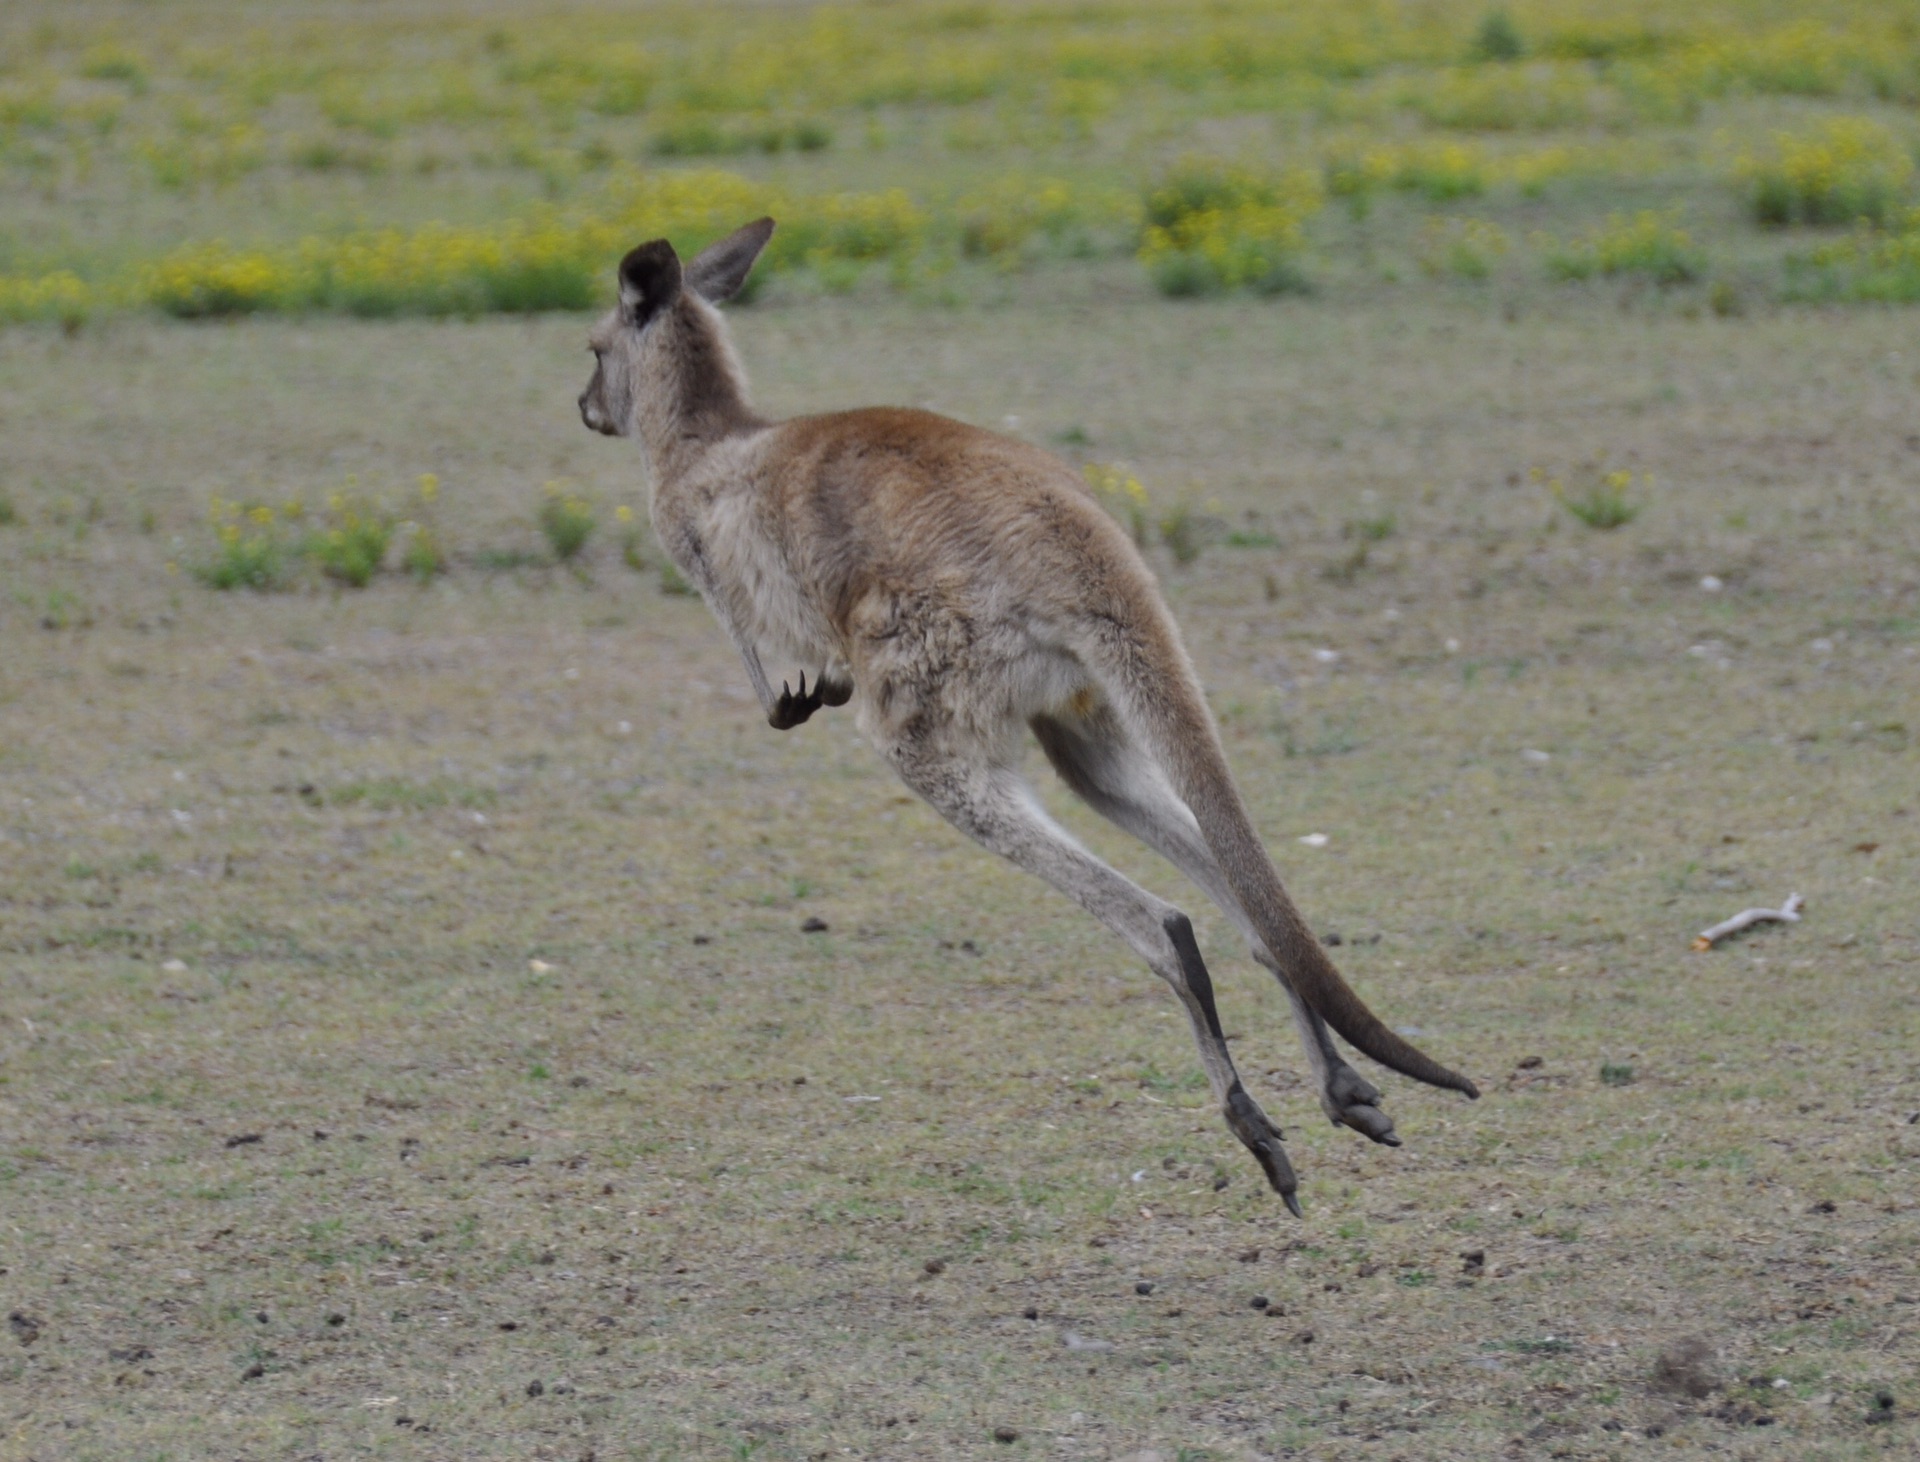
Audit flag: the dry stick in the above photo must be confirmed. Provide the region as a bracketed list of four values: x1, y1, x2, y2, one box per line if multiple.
[1691, 893, 1806, 952]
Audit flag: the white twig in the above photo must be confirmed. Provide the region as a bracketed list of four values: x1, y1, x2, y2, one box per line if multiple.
[1692, 893, 1805, 951]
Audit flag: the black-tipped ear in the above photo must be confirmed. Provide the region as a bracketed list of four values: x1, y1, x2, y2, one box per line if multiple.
[618, 240, 682, 325]
[684, 217, 775, 304]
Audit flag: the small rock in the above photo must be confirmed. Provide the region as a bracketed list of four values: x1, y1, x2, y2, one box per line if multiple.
[1323, 930, 1344, 947]
[1461, 1249, 1486, 1276]
[1516, 1055, 1543, 1070]
[800, 916, 829, 933]
[1249, 1295, 1270, 1310]
[1134, 1281, 1154, 1296]
[993, 1425, 1019, 1443]
[1021, 1307, 1038, 1321]
[1292, 1329, 1316, 1344]
[241, 1363, 265, 1380]
[1809, 1198, 1836, 1214]
[923, 1258, 946, 1275]
[326, 1312, 346, 1327]
[527, 1379, 545, 1397]
[1653, 1336, 1721, 1398]
[1211, 1174, 1229, 1191]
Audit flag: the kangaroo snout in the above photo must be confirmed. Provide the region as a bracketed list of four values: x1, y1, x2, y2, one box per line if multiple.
[578, 393, 614, 435]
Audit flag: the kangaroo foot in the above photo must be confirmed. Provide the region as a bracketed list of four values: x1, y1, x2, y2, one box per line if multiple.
[1225, 1083, 1301, 1217]
[1320, 1062, 1399, 1147]
[816, 674, 853, 707]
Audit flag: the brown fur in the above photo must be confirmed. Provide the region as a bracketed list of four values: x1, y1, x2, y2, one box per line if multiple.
[579, 219, 1477, 1210]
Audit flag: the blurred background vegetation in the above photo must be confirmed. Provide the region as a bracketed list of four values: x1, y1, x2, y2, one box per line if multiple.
[2, 0, 1918, 323]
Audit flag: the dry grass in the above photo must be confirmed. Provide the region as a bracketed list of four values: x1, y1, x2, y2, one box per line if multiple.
[1, 278, 1917, 1459]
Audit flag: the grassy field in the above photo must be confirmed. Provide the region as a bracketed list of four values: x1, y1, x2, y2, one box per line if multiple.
[4, 3, 1920, 1460]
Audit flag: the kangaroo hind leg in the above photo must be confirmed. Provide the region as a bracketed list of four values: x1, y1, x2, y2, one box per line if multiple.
[1031, 704, 1399, 1147]
[880, 732, 1302, 1214]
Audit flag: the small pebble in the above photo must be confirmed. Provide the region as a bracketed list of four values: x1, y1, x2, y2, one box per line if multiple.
[993, 1425, 1019, 1443]
[1134, 1281, 1154, 1296]
[526, 1379, 544, 1398]
[800, 916, 829, 933]
[1249, 1295, 1269, 1310]
[923, 1258, 946, 1275]
[1021, 1306, 1038, 1321]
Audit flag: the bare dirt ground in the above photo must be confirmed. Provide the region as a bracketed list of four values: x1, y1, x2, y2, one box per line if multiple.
[2, 275, 1917, 1459]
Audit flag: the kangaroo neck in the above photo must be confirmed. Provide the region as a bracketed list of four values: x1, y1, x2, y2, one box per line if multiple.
[634, 295, 765, 480]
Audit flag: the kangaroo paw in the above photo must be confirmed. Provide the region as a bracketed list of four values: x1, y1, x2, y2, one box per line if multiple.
[1321, 1063, 1400, 1147]
[768, 672, 824, 730]
[1226, 1083, 1301, 1217]
[816, 674, 853, 707]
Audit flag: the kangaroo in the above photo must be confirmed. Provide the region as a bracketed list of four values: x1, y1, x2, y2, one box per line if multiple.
[578, 218, 1478, 1214]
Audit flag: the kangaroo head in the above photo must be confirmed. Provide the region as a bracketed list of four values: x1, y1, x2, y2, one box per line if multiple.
[578, 216, 774, 439]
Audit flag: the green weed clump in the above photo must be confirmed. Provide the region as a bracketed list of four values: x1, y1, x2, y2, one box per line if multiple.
[1542, 211, 1704, 285]
[1786, 211, 1920, 302]
[1469, 9, 1525, 64]
[1082, 462, 1151, 547]
[538, 483, 596, 561]
[1741, 118, 1914, 228]
[1419, 216, 1509, 280]
[400, 475, 447, 582]
[1140, 160, 1320, 296]
[309, 489, 396, 587]
[1552, 469, 1647, 530]
[194, 497, 293, 591]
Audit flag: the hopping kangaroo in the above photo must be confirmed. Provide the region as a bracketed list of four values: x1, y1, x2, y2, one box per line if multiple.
[579, 219, 1478, 1213]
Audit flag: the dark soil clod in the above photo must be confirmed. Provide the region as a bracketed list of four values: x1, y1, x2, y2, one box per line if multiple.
[992, 1425, 1019, 1443]
[225, 1132, 263, 1148]
[1461, 1249, 1486, 1275]
[1653, 1336, 1721, 1398]
[1249, 1295, 1269, 1310]
[1517, 1055, 1543, 1069]
[527, 1379, 545, 1397]
[1134, 1281, 1154, 1295]
[800, 916, 829, 933]
[923, 1257, 946, 1275]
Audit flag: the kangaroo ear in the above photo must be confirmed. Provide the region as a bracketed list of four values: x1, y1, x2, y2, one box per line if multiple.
[684, 217, 775, 303]
[618, 240, 682, 325]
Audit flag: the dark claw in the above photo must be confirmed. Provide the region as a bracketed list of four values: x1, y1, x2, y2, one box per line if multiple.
[1282, 1189, 1304, 1219]
[769, 670, 849, 730]
[769, 672, 824, 730]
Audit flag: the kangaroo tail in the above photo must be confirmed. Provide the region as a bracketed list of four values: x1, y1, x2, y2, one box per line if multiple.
[1086, 618, 1479, 1098]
